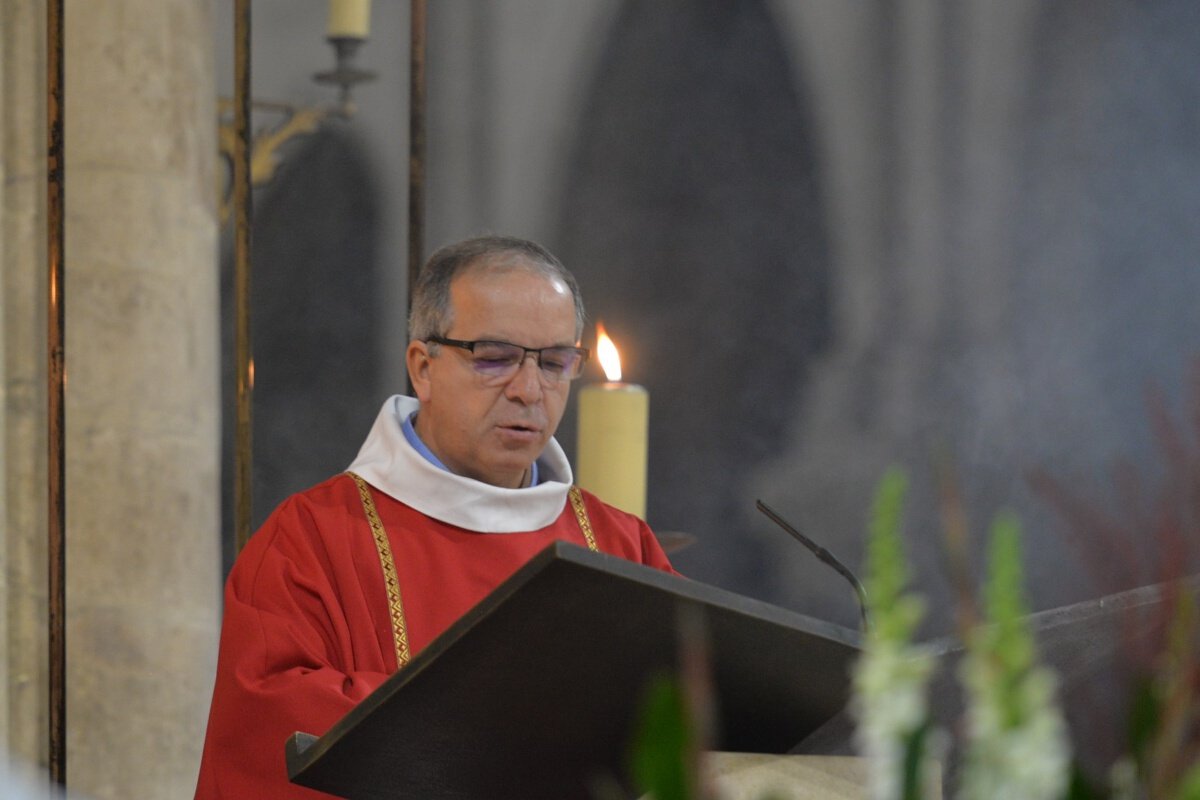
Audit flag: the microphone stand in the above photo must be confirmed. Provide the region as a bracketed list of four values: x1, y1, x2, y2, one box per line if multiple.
[756, 500, 871, 633]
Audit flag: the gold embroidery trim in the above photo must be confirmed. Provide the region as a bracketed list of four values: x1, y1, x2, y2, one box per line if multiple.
[346, 472, 411, 669]
[569, 486, 599, 552]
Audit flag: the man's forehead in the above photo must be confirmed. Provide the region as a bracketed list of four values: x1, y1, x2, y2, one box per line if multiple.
[446, 262, 576, 338]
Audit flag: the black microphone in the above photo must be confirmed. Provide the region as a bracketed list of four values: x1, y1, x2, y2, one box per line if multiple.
[756, 499, 870, 633]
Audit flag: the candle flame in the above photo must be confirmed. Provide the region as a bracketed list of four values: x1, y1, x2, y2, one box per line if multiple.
[595, 324, 623, 382]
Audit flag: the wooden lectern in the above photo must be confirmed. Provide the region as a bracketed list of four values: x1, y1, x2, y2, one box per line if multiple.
[286, 542, 860, 799]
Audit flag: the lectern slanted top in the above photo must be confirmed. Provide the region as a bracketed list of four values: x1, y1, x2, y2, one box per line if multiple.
[286, 541, 860, 799]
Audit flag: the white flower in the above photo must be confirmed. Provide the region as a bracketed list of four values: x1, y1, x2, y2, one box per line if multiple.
[958, 651, 1071, 800]
[852, 637, 939, 800]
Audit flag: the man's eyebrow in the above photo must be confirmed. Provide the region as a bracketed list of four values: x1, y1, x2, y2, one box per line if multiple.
[472, 335, 580, 348]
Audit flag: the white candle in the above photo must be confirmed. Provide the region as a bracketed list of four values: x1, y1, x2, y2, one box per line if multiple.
[327, 0, 372, 39]
[576, 326, 649, 518]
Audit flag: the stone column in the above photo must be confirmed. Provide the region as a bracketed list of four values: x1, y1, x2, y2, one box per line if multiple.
[2, 0, 51, 769]
[64, 0, 222, 796]
[3, 1, 222, 797]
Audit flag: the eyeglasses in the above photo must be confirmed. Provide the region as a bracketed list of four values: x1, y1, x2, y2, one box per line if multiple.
[426, 335, 590, 384]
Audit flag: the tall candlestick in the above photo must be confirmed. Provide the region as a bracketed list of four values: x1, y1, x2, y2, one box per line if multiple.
[328, 0, 371, 39]
[576, 326, 649, 518]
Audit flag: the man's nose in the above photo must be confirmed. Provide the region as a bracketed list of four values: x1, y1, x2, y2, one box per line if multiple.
[504, 354, 544, 402]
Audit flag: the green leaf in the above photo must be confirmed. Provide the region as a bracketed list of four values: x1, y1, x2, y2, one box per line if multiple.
[1064, 762, 1107, 800]
[865, 468, 923, 643]
[979, 513, 1036, 729]
[1174, 760, 1200, 800]
[1125, 675, 1160, 777]
[900, 720, 931, 800]
[628, 673, 694, 800]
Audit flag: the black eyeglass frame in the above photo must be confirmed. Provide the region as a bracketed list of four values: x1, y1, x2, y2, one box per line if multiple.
[425, 335, 591, 382]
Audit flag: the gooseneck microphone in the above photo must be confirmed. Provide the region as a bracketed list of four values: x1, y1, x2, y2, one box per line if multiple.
[755, 499, 870, 633]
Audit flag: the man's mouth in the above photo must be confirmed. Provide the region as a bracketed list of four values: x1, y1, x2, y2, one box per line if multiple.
[496, 419, 545, 442]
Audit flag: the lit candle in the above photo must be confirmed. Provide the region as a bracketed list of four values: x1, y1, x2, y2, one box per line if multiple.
[576, 325, 649, 518]
[327, 0, 372, 39]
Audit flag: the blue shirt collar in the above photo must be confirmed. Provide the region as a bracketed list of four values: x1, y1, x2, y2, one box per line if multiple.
[402, 411, 539, 487]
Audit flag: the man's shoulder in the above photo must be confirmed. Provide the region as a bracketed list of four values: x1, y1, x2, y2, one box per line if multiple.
[569, 486, 647, 535]
[569, 486, 677, 574]
[268, 472, 361, 515]
[242, 474, 366, 554]
[297, 471, 363, 500]
[571, 485, 631, 514]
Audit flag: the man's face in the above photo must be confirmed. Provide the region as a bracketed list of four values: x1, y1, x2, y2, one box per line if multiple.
[408, 265, 579, 489]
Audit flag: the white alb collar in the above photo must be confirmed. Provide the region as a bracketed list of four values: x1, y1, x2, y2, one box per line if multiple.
[345, 395, 573, 532]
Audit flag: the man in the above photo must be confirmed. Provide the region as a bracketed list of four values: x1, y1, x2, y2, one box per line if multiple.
[195, 235, 676, 798]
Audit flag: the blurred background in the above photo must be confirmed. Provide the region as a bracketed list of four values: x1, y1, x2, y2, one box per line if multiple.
[219, 0, 1200, 636]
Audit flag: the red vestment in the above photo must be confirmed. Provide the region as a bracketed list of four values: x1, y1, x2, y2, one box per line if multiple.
[195, 473, 674, 799]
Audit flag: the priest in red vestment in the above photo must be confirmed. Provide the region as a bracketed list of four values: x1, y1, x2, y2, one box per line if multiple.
[195, 235, 676, 798]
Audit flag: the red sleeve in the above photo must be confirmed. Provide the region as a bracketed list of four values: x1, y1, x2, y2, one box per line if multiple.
[628, 510, 678, 574]
[195, 489, 393, 799]
[577, 488, 681, 576]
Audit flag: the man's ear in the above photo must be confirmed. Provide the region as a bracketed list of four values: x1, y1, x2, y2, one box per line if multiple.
[406, 341, 434, 402]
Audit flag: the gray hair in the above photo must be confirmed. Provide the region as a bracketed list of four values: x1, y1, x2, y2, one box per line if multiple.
[407, 235, 586, 341]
